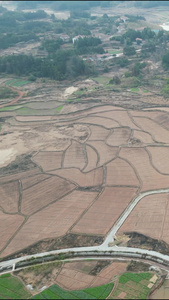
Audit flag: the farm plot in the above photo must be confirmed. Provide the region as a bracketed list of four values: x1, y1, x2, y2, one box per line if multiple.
[119, 147, 169, 191]
[94, 111, 139, 129]
[21, 175, 76, 215]
[106, 128, 131, 146]
[109, 272, 155, 299]
[63, 141, 86, 169]
[49, 167, 104, 187]
[54, 268, 95, 290]
[0, 273, 31, 299]
[0, 180, 19, 213]
[1, 191, 99, 258]
[74, 116, 119, 129]
[132, 130, 154, 144]
[118, 193, 169, 244]
[147, 146, 169, 174]
[21, 173, 51, 190]
[88, 125, 110, 141]
[87, 141, 118, 166]
[31, 282, 114, 300]
[90, 262, 127, 287]
[133, 117, 169, 143]
[83, 145, 98, 172]
[0, 212, 24, 252]
[33, 151, 63, 172]
[72, 187, 137, 235]
[106, 158, 140, 187]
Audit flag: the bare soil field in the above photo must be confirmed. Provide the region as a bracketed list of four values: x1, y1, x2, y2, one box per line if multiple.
[87, 141, 118, 166]
[0, 181, 19, 213]
[72, 187, 138, 235]
[106, 158, 140, 187]
[118, 193, 169, 244]
[1, 191, 99, 257]
[119, 147, 169, 191]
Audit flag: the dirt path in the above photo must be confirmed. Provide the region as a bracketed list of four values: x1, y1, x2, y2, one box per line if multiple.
[0, 87, 24, 109]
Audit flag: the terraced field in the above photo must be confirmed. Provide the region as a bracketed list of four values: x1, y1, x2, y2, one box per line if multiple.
[1, 80, 169, 264]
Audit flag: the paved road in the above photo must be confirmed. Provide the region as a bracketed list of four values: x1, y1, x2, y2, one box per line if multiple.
[1, 188, 169, 272]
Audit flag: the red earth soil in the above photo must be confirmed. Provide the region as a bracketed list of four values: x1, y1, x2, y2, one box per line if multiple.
[119, 147, 169, 191]
[21, 176, 76, 215]
[1, 191, 98, 257]
[133, 117, 169, 143]
[106, 158, 140, 187]
[87, 141, 118, 166]
[106, 128, 131, 146]
[0, 181, 19, 213]
[33, 151, 63, 172]
[49, 167, 104, 187]
[118, 193, 169, 244]
[147, 146, 169, 174]
[72, 187, 138, 235]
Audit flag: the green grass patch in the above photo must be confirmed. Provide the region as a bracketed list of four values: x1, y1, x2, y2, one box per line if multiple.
[5, 79, 19, 86]
[5, 79, 30, 87]
[74, 90, 84, 95]
[66, 98, 81, 102]
[16, 107, 36, 115]
[55, 105, 63, 112]
[0, 86, 18, 99]
[92, 76, 110, 85]
[11, 80, 30, 87]
[0, 105, 22, 112]
[143, 90, 149, 93]
[107, 49, 122, 55]
[130, 87, 139, 92]
[0, 273, 31, 299]
[31, 282, 114, 299]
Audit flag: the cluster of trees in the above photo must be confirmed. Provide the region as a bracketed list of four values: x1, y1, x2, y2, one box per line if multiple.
[40, 39, 63, 54]
[123, 46, 136, 56]
[55, 18, 91, 36]
[0, 32, 39, 49]
[0, 50, 93, 80]
[1, 10, 48, 22]
[70, 11, 90, 19]
[125, 14, 146, 22]
[74, 36, 104, 55]
[162, 51, 169, 70]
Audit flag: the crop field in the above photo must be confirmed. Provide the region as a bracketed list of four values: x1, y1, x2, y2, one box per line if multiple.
[1, 78, 169, 261]
[31, 282, 114, 299]
[109, 272, 156, 299]
[5, 79, 30, 87]
[0, 273, 31, 299]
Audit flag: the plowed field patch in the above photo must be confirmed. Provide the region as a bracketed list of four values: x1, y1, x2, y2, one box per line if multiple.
[1, 191, 98, 257]
[33, 151, 63, 171]
[0, 181, 19, 213]
[49, 167, 103, 187]
[21, 176, 76, 215]
[72, 187, 137, 235]
[106, 158, 140, 187]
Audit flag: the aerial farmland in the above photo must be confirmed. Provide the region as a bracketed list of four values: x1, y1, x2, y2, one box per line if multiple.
[1, 1, 169, 299]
